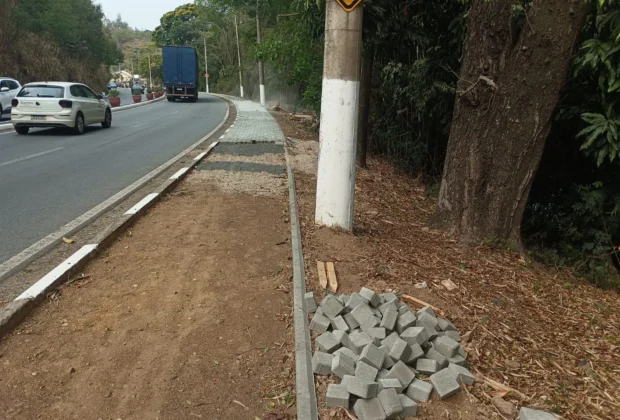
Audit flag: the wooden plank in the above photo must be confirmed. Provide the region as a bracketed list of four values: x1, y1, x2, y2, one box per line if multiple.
[317, 261, 328, 289]
[401, 294, 445, 317]
[325, 262, 338, 293]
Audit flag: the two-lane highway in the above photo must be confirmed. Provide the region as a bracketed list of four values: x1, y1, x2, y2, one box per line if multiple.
[0, 95, 227, 265]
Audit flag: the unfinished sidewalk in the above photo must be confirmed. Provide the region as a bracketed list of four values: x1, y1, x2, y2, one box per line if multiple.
[0, 98, 297, 419]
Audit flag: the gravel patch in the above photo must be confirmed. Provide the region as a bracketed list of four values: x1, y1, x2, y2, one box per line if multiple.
[186, 170, 287, 197]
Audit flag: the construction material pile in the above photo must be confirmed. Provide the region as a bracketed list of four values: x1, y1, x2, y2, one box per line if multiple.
[307, 287, 473, 419]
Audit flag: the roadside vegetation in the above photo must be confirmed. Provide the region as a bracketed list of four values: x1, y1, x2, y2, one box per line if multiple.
[0, 0, 121, 92]
[153, 0, 620, 289]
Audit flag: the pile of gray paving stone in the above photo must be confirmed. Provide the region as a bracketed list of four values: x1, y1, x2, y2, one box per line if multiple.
[307, 287, 474, 419]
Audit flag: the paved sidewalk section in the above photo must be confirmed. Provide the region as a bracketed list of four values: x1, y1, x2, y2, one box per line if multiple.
[0, 98, 299, 419]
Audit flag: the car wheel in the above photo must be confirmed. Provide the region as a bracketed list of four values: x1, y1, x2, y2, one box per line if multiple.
[73, 113, 85, 135]
[101, 109, 112, 129]
[15, 126, 29, 135]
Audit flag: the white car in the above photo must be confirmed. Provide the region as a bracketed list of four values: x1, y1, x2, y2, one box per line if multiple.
[0, 77, 21, 116]
[11, 82, 112, 135]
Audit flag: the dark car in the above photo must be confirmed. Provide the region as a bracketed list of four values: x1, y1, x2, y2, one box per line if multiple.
[106, 82, 117, 90]
[132, 83, 145, 94]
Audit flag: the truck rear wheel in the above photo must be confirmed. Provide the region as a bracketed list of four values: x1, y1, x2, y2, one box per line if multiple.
[167, 97, 175, 102]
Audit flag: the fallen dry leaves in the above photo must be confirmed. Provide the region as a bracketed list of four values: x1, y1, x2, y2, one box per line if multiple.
[273, 111, 620, 420]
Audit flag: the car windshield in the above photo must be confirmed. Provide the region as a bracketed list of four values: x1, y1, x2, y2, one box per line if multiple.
[18, 85, 64, 98]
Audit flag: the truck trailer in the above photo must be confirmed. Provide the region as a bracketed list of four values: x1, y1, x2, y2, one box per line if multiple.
[162, 45, 199, 103]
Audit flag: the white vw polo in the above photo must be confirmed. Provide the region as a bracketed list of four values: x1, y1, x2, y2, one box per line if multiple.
[11, 82, 112, 135]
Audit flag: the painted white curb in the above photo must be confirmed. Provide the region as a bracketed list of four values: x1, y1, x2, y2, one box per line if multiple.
[124, 193, 159, 215]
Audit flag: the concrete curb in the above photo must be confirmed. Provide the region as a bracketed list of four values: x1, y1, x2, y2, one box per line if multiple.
[0, 95, 230, 283]
[285, 147, 319, 419]
[0, 141, 220, 339]
[0, 95, 167, 133]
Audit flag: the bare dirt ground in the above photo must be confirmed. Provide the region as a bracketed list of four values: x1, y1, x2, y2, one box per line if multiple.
[0, 155, 296, 419]
[272, 110, 620, 420]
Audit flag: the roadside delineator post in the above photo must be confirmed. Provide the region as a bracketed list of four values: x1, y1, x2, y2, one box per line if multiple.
[315, 0, 363, 230]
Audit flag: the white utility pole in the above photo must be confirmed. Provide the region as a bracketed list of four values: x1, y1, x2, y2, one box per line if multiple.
[314, 0, 363, 230]
[148, 53, 153, 89]
[256, 0, 265, 106]
[234, 14, 244, 98]
[204, 36, 209, 94]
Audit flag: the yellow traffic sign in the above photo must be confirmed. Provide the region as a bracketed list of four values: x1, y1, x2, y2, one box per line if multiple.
[336, 0, 361, 12]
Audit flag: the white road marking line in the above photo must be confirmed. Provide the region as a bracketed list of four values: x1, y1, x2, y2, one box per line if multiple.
[124, 193, 159, 215]
[194, 152, 207, 161]
[15, 244, 98, 301]
[219, 135, 225, 139]
[132, 124, 143, 128]
[172, 111, 179, 115]
[169, 167, 189, 180]
[225, 128, 230, 133]
[0, 147, 65, 168]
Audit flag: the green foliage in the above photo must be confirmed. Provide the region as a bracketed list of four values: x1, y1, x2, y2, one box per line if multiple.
[153, 4, 205, 47]
[132, 88, 142, 96]
[108, 89, 120, 97]
[577, 108, 620, 165]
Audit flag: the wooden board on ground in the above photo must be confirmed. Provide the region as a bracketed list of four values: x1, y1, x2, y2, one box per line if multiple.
[317, 261, 328, 289]
[402, 294, 445, 317]
[325, 262, 338, 293]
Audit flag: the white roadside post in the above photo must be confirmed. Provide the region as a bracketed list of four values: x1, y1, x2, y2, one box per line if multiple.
[204, 36, 210, 94]
[256, 0, 266, 106]
[315, 0, 363, 230]
[235, 14, 244, 98]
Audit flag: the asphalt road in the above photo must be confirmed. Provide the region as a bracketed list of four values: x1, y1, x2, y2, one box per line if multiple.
[0, 95, 227, 265]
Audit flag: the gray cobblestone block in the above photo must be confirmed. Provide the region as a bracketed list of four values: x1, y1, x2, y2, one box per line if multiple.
[309, 313, 331, 334]
[396, 311, 417, 334]
[304, 291, 317, 313]
[361, 316, 381, 333]
[458, 345, 465, 356]
[335, 294, 346, 304]
[416, 358, 440, 376]
[380, 292, 399, 303]
[361, 343, 385, 370]
[350, 330, 374, 355]
[426, 348, 448, 369]
[333, 330, 350, 349]
[425, 326, 439, 342]
[405, 378, 433, 402]
[447, 363, 475, 385]
[377, 368, 390, 381]
[344, 312, 360, 329]
[389, 338, 412, 362]
[322, 294, 345, 320]
[379, 345, 395, 369]
[417, 306, 436, 318]
[316, 331, 341, 353]
[368, 328, 387, 347]
[378, 378, 404, 394]
[381, 331, 400, 350]
[386, 361, 416, 388]
[326, 383, 350, 409]
[332, 350, 356, 379]
[371, 307, 383, 318]
[346, 292, 368, 310]
[432, 336, 460, 358]
[447, 354, 466, 366]
[380, 308, 398, 331]
[352, 303, 375, 326]
[342, 374, 379, 399]
[405, 344, 425, 366]
[379, 299, 399, 316]
[398, 304, 410, 315]
[356, 360, 379, 382]
[445, 330, 461, 342]
[398, 394, 419, 417]
[378, 388, 403, 419]
[416, 311, 439, 330]
[353, 398, 387, 420]
[315, 306, 324, 318]
[400, 326, 428, 346]
[437, 317, 456, 332]
[430, 368, 461, 399]
[331, 315, 350, 332]
[312, 351, 333, 375]
[519, 407, 559, 420]
[360, 287, 382, 308]
[335, 346, 358, 361]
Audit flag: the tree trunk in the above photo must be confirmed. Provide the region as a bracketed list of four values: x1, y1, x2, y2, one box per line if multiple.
[357, 45, 374, 168]
[433, 0, 590, 245]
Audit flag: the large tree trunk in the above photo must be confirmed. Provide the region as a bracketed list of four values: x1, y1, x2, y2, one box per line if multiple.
[433, 0, 589, 245]
[357, 45, 374, 168]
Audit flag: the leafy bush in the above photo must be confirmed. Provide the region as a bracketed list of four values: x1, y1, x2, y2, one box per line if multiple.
[108, 89, 120, 97]
[132, 88, 142, 96]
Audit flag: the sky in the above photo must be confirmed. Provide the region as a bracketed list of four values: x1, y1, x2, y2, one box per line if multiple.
[96, 0, 191, 31]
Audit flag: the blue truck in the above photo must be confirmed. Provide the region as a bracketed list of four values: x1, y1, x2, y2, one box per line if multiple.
[162, 45, 199, 103]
